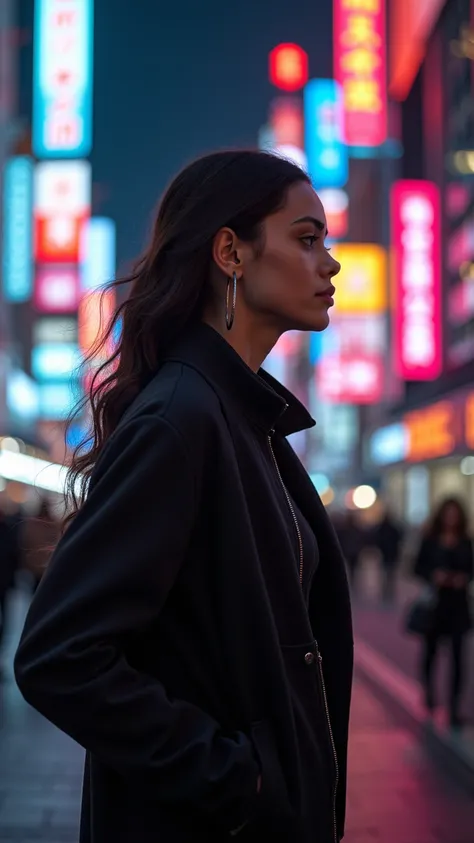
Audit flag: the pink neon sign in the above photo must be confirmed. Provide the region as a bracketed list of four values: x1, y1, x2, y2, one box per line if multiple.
[391, 180, 442, 380]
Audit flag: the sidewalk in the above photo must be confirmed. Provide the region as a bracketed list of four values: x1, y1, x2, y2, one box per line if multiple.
[2, 586, 474, 841]
[352, 560, 474, 785]
[346, 675, 474, 842]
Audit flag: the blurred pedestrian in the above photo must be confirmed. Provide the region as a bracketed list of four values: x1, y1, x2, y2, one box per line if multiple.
[21, 499, 60, 594]
[372, 509, 403, 604]
[414, 497, 473, 728]
[0, 505, 20, 677]
[335, 510, 366, 593]
[14, 151, 353, 843]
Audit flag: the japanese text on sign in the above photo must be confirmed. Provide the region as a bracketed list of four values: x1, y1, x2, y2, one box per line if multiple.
[391, 181, 442, 381]
[33, 0, 93, 158]
[333, 0, 387, 146]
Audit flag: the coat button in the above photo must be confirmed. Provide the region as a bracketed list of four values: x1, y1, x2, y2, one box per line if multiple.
[304, 652, 315, 665]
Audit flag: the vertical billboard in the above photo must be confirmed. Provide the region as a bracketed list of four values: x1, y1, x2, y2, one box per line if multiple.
[391, 180, 442, 380]
[34, 159, 91, 263]
[316, 243, 387, 403]
[304, 79, 348, 188]
[80, 217, 116, 292]
[2, 157, 34, 302]
[33, 0, 94, 158]
[334, 0, 387, 147]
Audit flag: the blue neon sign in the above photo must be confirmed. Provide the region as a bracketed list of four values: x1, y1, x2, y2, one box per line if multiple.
[304, 79, 348, 189]
[80, 217, 116, 292]
[32, 343, 82, 382]
[33, 0, 94, 158]
[2, 157, 34, 302]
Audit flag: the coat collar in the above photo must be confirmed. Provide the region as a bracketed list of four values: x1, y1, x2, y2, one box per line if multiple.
[165, 322, 315, 437]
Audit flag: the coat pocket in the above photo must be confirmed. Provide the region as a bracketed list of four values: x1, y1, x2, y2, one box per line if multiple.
[249, 719, 293, 828]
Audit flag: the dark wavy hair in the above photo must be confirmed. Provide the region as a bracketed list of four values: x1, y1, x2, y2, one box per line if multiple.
[65, 150, 309, 525]
[427, 497, 469, 539]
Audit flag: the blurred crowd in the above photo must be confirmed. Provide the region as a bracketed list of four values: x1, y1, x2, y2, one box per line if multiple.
[0, 497, 60, 678]
[0, 492, 472, 727]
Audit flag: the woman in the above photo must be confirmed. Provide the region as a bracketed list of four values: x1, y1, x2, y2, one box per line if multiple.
[415, 497, 473, 727]
[14, 150, 353, 842]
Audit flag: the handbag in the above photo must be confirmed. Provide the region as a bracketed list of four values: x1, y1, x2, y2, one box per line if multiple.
[404, 586, 437, 636]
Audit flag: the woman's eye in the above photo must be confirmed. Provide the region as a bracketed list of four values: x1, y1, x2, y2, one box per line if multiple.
[301, 235, 317, 247]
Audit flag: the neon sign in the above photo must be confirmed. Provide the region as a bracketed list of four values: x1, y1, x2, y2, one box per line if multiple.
[334, 0, 387, 147]
[304, 79, 348, 188]
[391, 180, 442, 380]
[33, 0, 94, 158]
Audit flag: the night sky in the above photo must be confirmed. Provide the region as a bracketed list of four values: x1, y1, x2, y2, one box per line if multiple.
[21, 0, 333, 270]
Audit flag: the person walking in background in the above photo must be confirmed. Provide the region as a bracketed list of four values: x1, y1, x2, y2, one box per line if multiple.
[334, 510, 366, 594]
[14, 151, 353, 843]
[372, 508, 403, 604]
[0, 505, 20, 679]
[414, 497, 473, 728]
[21, 499, 60, 594]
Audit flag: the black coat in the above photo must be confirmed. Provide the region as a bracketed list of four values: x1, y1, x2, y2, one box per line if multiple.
[415, 536, 473, 635]
[14, 324, 354, 843]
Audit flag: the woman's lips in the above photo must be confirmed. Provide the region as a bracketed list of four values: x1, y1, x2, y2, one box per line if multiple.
[315, 285, 336, 305]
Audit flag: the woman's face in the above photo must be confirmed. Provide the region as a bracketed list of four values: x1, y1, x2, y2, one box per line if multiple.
[441, 503, 462, 530]
[241, 181, 341, 333]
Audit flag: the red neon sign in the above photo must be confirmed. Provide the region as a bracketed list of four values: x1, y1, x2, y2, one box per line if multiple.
[334, 0, 387, 146]
[391, 180, 442, 380]
[269, 44, 308, 92]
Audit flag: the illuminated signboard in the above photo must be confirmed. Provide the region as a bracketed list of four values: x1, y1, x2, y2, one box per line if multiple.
[369, 423, 409, 465]
[332, 243, 387, 313]
[33, 0, 94, 158]
[317, 351, 384, 403]
[34, 316, 78, 344]
[334, 0, 387, 147]
[269, 43, 308, 92]
[369, 389, 474, 464]
[404, 402, 457, 462]
[270, 98, 304, 148]
[391, 180, 442, 380]
[80, 217, 116, 292]
[38, 381, 82, 420]
[304, 79, 348, 188]
[7, 369, 40, 423]
[34, 159, 91, 263]
[34, 266, 80, 312]
[318, 189, 349, 239]
[32, 342, 81, 381]
[466, 393, 474, 449]
[2, 157, 34, 302]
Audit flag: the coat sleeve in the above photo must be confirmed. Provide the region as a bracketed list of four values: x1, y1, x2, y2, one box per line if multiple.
[413, 537, 433, 582]
[14, 414, 259, 833]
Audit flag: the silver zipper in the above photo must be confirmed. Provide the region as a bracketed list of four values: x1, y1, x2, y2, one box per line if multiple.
[268, 428, 337, 839]
[267, 432, 303, 585]
[316, 643, 339, 843]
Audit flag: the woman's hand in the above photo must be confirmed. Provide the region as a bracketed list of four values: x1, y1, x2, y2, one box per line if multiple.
[433, 569, 449, 587]
[452, 573, 469, 589]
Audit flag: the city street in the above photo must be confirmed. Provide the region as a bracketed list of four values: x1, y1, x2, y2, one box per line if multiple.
[1, 589, 474, 842]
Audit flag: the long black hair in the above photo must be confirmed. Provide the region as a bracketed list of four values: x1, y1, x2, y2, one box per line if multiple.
[428, 497, 469, 539]
[65, 150, 310, 524]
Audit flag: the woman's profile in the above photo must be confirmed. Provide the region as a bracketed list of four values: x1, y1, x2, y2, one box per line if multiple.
[14, 150, 353, 843]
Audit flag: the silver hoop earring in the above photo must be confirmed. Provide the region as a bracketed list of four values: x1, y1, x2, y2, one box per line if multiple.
[225, 271, 237, 331]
